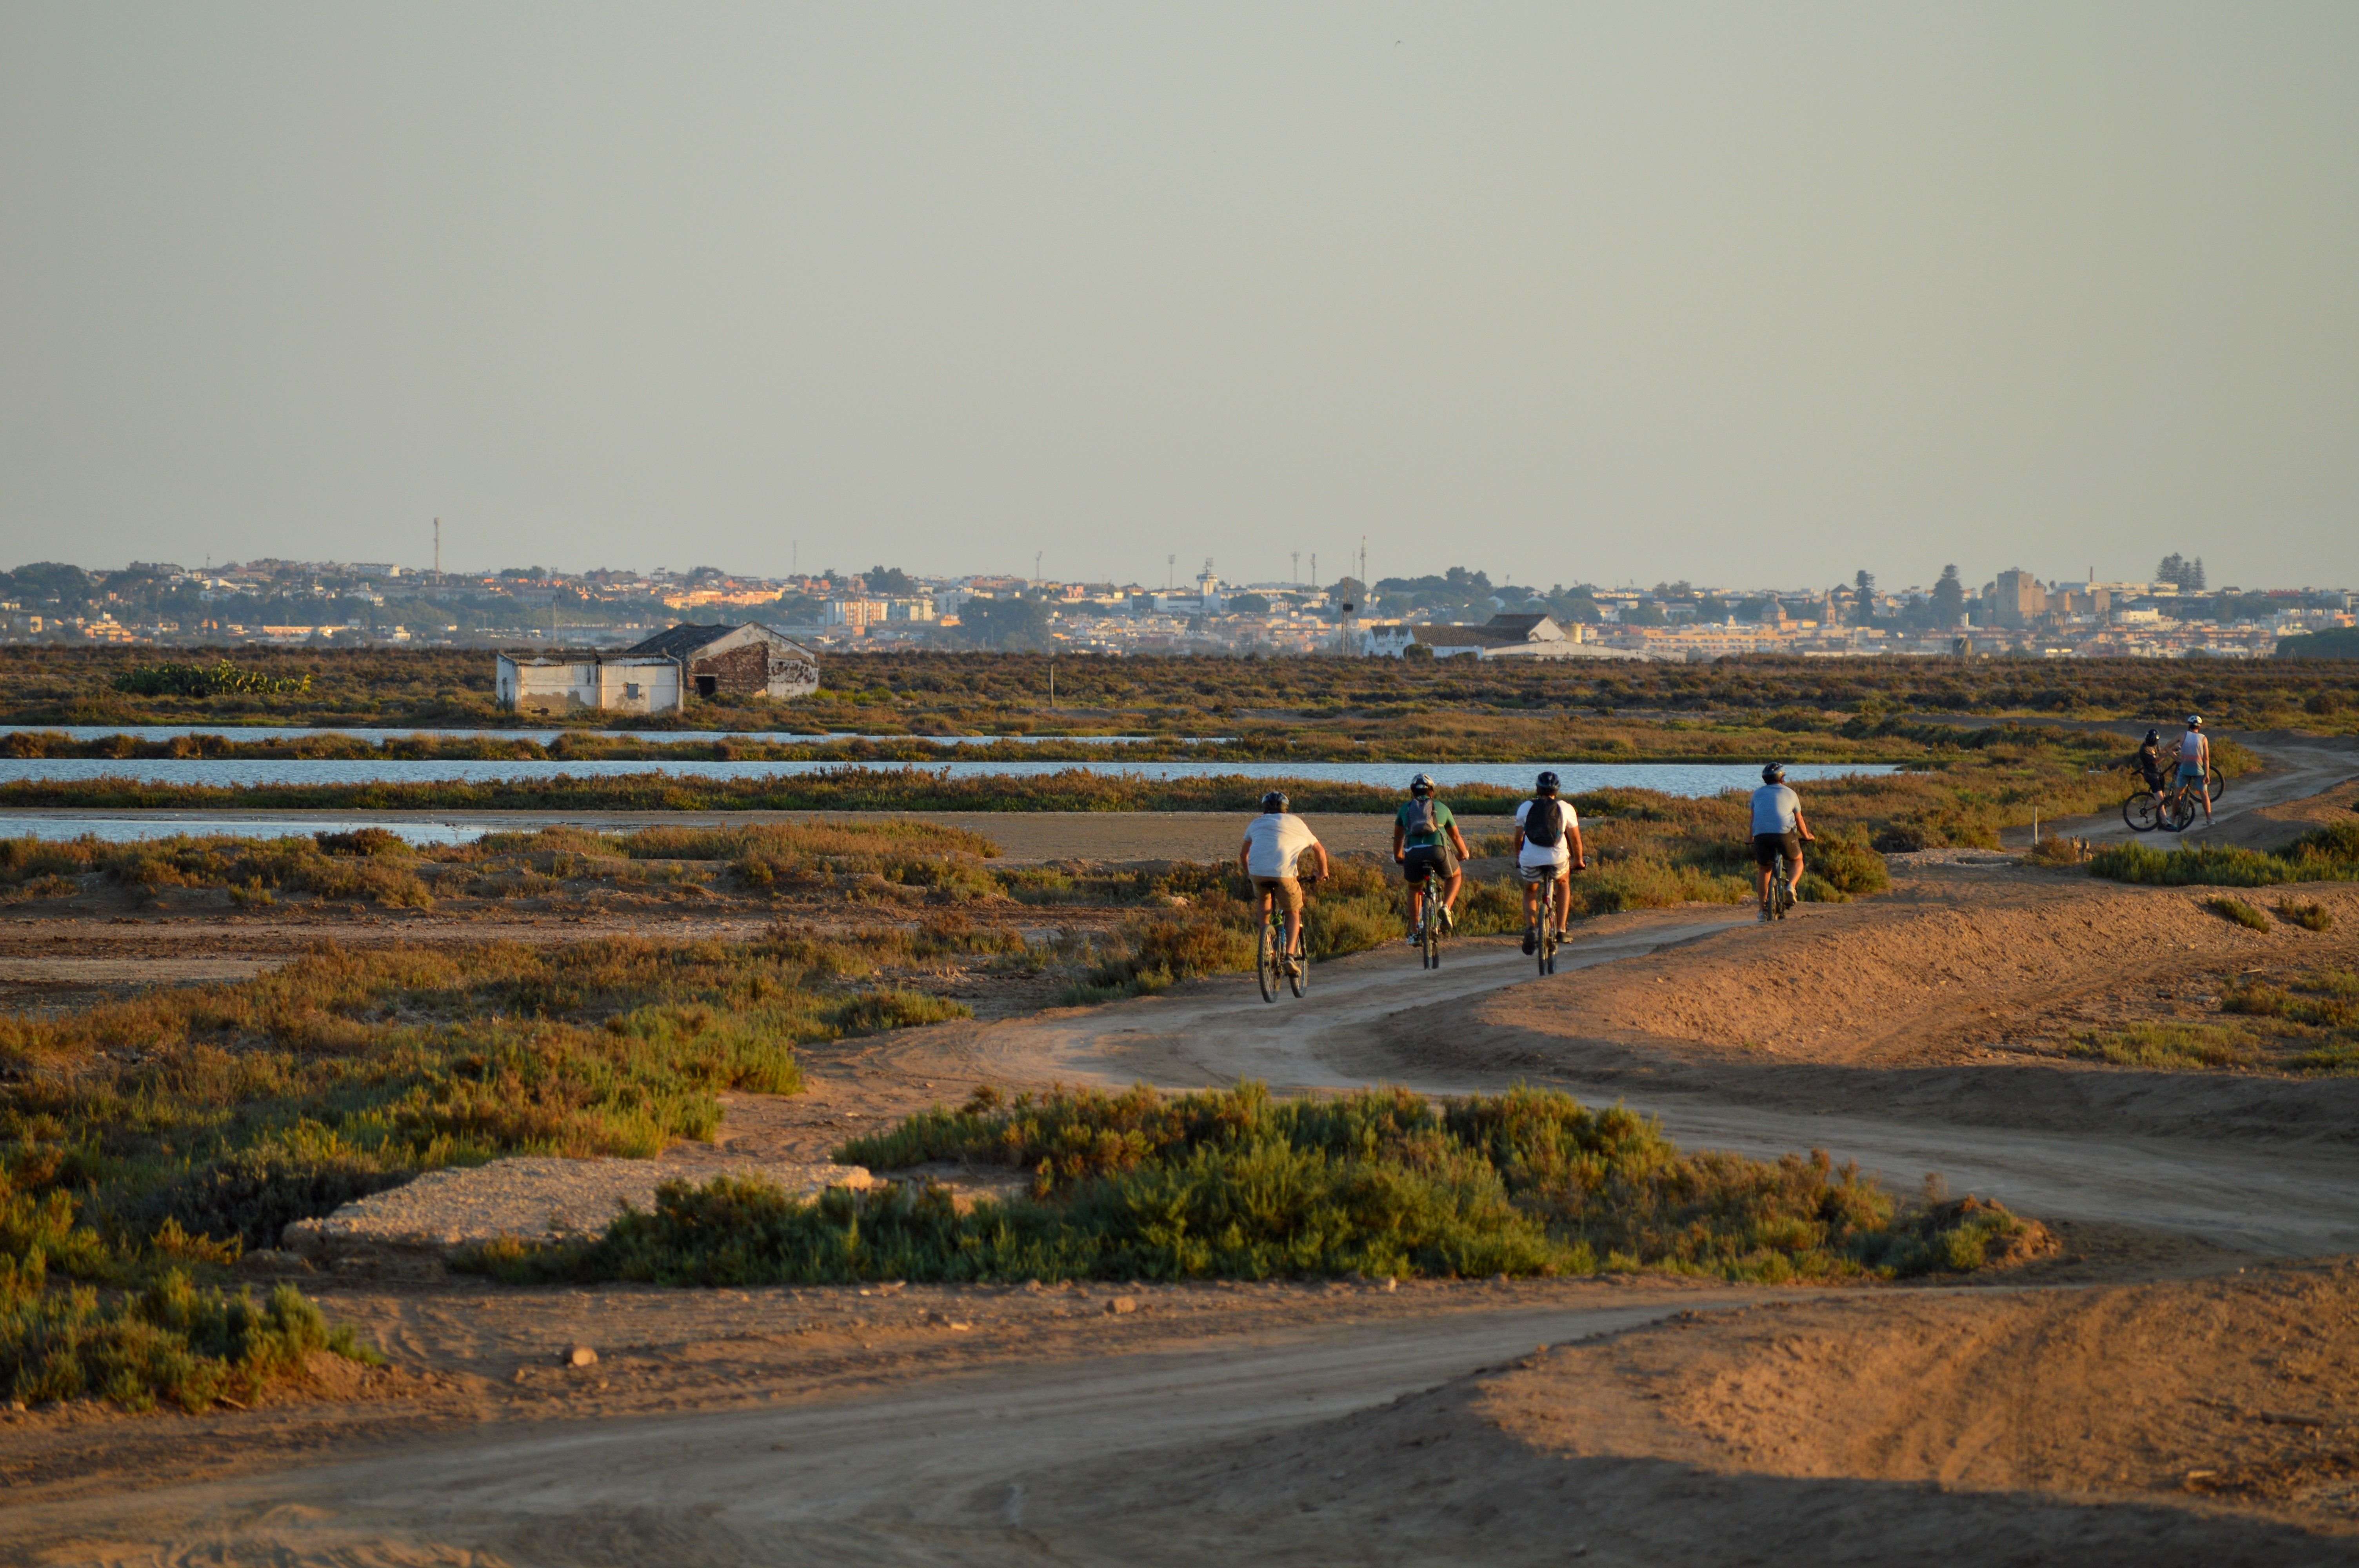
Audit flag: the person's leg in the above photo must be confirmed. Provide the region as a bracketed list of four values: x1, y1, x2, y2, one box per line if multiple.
[1282, 879, 1304, 959]
[1787, 838, 1804, 900]
[1405, 871, 1424, 936]
[1551, 872, 1572, 937]
[1440, 868, 1462, 920]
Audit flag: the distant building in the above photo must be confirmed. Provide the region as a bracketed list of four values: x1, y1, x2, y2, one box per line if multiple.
[496, 622, 819, 714]
[622, 622, 820, 699]
[1365, 613, 1636, 660]
[823, 599, 889, 632]
[1989, 569, 2048, 629]
[496, 652, 687, 715]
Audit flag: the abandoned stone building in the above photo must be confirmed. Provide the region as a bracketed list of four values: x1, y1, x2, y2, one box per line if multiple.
[622, 622, 821, 700]
[494, 622, 820, 715]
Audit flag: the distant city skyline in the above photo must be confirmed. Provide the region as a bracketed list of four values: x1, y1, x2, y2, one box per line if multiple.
[5, 6, 2354, 588]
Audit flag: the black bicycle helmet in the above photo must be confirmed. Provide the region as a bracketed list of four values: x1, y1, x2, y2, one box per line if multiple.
[1408, 772, 1437, 797]
[2144, 728, 2161, 743]
[1535, 770, 1561, 796]
[1761, 762, 1787, 784]
[1261, 790, 1289, 812]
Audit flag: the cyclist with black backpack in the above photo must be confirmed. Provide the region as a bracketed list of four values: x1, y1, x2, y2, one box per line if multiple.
[1512, 771, 1586, 955]
[1393, 772, 1474, 946]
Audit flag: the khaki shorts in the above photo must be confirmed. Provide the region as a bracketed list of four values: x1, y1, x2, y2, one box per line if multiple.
[1252, 875, 1303, 915]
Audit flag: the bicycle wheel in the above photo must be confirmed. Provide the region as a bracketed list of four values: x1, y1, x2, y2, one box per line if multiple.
[2122, 792, 2161, 833]
[1421, 910, 1439, 970]
[2162, 790, 2195, 833]
[1773, 855, 1792, 918]
[2208, 764, 2225, 800]
[1287, 938, 1307, 998]
[1256, 912, 1279, 1003]
[1536, 884, 1554, 977]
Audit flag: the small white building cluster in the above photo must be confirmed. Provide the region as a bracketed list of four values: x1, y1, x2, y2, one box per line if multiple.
[496, 622, 819, 715]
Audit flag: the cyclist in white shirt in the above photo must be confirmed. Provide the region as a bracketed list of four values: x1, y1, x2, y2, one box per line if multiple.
[1238, 790, 1330, 975]
[1511, 771, 1586, 955]
[1750, 762, 1816, 918]
[2175, 715, 2213, 829]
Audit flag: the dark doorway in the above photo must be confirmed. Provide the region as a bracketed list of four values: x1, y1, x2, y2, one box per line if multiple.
[695, 675, 718, 697]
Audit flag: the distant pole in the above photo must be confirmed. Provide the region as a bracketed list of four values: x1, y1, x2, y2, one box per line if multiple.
[1035, 550, 1043, 586]
[1049, 657, 1055, 709]
[1292, 551, 1300, 586]
[1167, 554, 1175, 591]
[433, 518, 440, 576]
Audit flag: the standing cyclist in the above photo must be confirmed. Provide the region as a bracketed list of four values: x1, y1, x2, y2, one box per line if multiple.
[2175, 715, 2214, 829]
[2133, 729, 2170, 800]
[1239, 790, 1330, 976]
[1751, 762, 1815, 919]
[1394, 772, 1474, 946]
[1512, 771, 1586, 955]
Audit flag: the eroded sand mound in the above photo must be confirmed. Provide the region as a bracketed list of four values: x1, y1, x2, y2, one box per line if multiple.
[1027, 1261, 2359, 1566]
[1470, 874, 2359, 1066]
[1504, 1258, 2359, 1512]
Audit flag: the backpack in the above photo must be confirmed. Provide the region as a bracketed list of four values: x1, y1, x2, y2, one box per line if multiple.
[1405, 796, 1438, 837]
[1523, 797, 1563, 848]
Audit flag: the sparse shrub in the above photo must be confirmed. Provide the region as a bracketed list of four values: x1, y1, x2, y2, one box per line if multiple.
[2067, 1022, 2264, 1070]
[1807, 831, 1891, 894]
[1, 1256, 374, 1413]
[2204, 895, 2272, 931]
[2090, 821, 2359, 888]
[2277, 899, 2335, 932]
[1873, 822, 1930, 853]
[139, 1147, 418, 1253]
[314, 827, 406, 857]
[481, 1083, 2048, 1287]
[111, 660, 311, 699]
[1796, 874, 1848, 904]
[829, 989, 971, 1036]
[2023, 835, 2092, 867]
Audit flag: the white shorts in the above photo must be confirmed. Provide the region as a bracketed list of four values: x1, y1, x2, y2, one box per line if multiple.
[1516, 862, 1569, 885]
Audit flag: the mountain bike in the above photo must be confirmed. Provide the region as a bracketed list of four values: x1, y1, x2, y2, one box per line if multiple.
[1535, 878, 1562, 975]
[2161, 774, 2215, 833]
[1413, 898, 1445, 970]
[1256, 878, 1314, 1002]
[2122, 784, 2166, 833]
[1764, 851, 1797, 921]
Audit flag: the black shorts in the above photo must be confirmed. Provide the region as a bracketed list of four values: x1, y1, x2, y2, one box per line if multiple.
[1401, 844, 1458, 883]
[1752, 831, 1802, 869]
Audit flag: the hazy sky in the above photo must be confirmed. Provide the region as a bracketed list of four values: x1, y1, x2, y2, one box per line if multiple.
[4, 4, 2354, 591]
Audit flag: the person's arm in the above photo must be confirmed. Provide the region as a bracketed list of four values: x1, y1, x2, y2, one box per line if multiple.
[1392, 816, 1407, 862]
[1568, 823, 1587, 872]
[1794, 808, 1814, 842]
[1446, 820, 1472, 859]
[1238, 837, 1253, 876]
[1312, 839, 1331, 879]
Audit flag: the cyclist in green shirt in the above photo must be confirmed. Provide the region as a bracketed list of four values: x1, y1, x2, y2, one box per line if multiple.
[1393, 772, 1473, 945]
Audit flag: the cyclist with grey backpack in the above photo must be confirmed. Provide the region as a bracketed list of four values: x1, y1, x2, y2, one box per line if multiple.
[1393, 772, 1474, 946]
[1512, 771, 1586, 954]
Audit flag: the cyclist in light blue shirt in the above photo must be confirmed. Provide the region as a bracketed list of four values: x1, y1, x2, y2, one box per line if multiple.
[1749, 762, 1815, 919]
